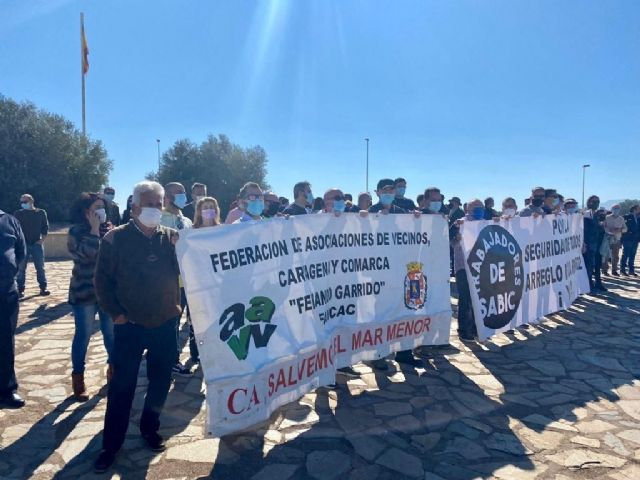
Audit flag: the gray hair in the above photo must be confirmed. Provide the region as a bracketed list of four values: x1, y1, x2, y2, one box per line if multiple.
[132, 181, 164, 206]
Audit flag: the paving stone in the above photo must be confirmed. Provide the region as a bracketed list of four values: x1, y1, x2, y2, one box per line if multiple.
[577, 419, 617, 434]
[423, 410, 452, 430]
[570, 435, 600, 448]
[348, 465, 381, 480]
[604, 432, 630, 456]
[347, 434, 386, 461]
[546, 449, 626, 469]
[374, 401, 413, 416]
[306, 450, 351, 480]
[376, 447, 424, 478]
[517, 427, 564, 451]
[410, 433, 441, 452]
[485, 432, 532, 456]
[444, 437, 490, 460]
[526, 360, 566, 376]
[252, 464, 299, 480]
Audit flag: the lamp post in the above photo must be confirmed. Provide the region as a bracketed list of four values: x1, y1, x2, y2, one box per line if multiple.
[582, 164, 590, 208]
[156, 139, 161, 172]
[364, 138, 370, 192]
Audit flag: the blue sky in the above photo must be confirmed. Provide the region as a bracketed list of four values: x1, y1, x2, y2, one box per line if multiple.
[1, 0, 639, 209]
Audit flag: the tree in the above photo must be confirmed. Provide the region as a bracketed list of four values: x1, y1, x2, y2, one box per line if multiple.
[0, 95, 112, 222]
[149, 134, 269, 217]
[618, 199, 640, 216]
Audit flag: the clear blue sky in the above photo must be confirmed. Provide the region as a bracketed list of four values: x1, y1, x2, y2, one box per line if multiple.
[1, 0, 639, 209]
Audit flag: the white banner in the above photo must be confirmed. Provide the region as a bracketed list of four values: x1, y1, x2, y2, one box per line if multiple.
[177, 213, 452, 436]
[460, 213, 590, 341]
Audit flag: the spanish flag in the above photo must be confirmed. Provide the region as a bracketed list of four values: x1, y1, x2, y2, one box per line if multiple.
[81, 14, 89, 74]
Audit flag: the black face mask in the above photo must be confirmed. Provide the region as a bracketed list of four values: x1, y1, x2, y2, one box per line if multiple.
[265, 203, 280, 217]
[531, 198, 544, 207]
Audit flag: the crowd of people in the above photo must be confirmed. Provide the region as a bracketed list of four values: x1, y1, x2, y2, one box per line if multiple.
[0, 177, 638, 472]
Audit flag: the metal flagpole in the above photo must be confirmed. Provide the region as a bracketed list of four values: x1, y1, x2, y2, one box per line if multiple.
[81, 12, 86, 136]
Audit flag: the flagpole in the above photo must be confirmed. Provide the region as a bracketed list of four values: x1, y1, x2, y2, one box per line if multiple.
[81, 12, 86, 136]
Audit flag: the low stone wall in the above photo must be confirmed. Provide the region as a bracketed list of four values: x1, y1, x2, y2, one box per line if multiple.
[44, 231, 71, 260]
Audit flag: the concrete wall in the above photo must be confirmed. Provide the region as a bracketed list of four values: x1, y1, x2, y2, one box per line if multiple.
[44, 232, 71, 260]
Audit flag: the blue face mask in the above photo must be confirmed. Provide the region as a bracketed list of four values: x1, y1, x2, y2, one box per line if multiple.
[566, 207, 578, 214]
[333, 200, 346, 213]
[380, 193, 395, 206]
[173, 193, 187, 209]
[471, 207, 485, 220]
[306, 192, 314, 206]
[552, 198, 560, 207]
[104, 193, 115, 202]
[21, 202, 31, 210]
[429, 201, 442, 213]
[247, 199, 264, 217]
[396, 187, 406, 197]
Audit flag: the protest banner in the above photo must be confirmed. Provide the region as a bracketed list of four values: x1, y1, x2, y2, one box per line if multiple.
[459, 213, 590, 341]
[176, 213, 452, 436]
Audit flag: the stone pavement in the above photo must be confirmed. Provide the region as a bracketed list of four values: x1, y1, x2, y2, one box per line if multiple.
[1, 261, 639, 480]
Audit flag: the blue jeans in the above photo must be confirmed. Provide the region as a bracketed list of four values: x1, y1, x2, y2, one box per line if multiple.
[102, 317, 178, 453]
[17, 243, 47, 291]
[71, 304, 114, 374]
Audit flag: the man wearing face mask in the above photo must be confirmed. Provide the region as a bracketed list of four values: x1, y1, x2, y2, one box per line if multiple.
[234, 182, 266, 223]
[182, 183, 207, 222]
[369, 179, 425, 369]
[263, 191, 282, 219]
[357, 192, 373, 211]
[14, 194, 50, 297]
[583, 195, 607, 293]
[393, 177, 417, 211]
[483, 197, 499, 220]
[283, 181, 313, 216]
[160, 183, 193, 231]
[501, 198, 518, 218]
[421, 187, 447, 216]
[159, 183, 193, 377]
[564, 198, 579, 214]
[621, 205, 639, 276]
[451, 199, 485, 341]
[93, 181, 182, 473]
[103, 187, 121, 226]
[602, 204, 627, 277]
[322, 188, 347, 215]
[542, 189, 560, 215]
[520, 187, 546, 217]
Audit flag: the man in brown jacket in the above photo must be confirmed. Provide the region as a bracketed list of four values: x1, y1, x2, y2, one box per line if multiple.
[93, 181, 181, 473]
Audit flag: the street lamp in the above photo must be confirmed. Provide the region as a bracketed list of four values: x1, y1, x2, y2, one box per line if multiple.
[156, 139, 161, 171]
[582, 164, 590, 208]
[364, 138, 370, 193]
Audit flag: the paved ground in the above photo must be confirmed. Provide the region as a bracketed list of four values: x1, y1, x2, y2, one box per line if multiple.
[0, 261, 639, 480]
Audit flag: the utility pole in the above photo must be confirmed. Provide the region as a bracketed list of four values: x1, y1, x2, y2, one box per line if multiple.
[365, 138, 370, 192]
[582, 164, 590, 208]
[156, 139, 161, 171]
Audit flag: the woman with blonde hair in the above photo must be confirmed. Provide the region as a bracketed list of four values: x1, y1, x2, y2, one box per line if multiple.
[184, 196, 221, 364]
[193, 197, 221, 228]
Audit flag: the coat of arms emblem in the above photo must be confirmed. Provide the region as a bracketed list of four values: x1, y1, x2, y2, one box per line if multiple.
[404, 262, 427, 309]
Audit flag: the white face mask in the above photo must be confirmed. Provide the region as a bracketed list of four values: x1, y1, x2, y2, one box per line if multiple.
[138, 207, 162, 228]
[95, 208, 107, 223]
[503, 208, 516, 217]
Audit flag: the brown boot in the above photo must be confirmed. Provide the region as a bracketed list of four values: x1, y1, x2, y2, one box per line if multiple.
[71, 373, 88, 401]
[106, 364, 113, 384]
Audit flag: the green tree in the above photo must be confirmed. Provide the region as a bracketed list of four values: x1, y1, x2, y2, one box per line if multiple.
[149, 134, 269, 217]
[618, 199, 640, 216]
[0, 95, 112, 222]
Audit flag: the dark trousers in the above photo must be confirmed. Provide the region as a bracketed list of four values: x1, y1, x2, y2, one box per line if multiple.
[179, 288, 199, 362]
[102, 317, 178, 453]
[17, 243, 47, 291]
[456, 270, 477, 338]
[0, 291, 19, 394]
[583, 250, 603, 288]
[621, 240, 638, 273]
